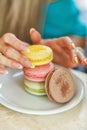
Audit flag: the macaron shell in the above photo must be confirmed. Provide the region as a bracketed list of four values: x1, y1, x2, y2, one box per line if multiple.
[24, 74, 45, 82]
[23, 62, 55, 82]
[24, 79, 46, 96]
[45, 68, 75, 103]
[22, 45, 53, 67]
[25, 86, 46, 96]
[45, 70, 55, 102]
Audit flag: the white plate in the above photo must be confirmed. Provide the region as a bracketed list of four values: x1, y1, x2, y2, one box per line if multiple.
[0, 69, 85, 115]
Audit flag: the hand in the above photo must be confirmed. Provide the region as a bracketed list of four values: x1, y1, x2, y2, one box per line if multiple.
[75, 47, 87, 67]
[0, 33, 31, 74]
[30, 28, 87, 68]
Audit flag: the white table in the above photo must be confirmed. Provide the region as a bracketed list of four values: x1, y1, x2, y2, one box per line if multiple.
[0, 70, 87, 130]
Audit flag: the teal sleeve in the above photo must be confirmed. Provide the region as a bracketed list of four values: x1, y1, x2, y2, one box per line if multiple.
[43, 0, 87, 39]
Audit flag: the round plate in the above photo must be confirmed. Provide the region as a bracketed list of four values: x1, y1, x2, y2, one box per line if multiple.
[0, 69, 85, 115]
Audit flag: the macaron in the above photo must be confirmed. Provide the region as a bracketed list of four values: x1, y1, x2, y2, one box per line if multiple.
[45, 68, 75, 103]
[24, 79, 46, 96]
[23, 62, 55, 82]
[22, 45, 53, 67]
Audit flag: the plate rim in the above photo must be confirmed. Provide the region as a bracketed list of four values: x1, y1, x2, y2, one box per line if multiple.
[0, 69, 85, 115]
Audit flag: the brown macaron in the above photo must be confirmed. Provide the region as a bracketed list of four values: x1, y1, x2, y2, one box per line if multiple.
[45, 68, 75, 103]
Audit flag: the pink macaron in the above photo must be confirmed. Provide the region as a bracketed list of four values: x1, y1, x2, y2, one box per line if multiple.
[23, 62, 55, 82]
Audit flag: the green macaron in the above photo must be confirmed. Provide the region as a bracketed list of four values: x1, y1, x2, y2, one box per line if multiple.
[24, 79, 46, 96]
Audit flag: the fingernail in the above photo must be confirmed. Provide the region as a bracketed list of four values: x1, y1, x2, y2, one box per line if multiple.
[21, 46, 30, 53]
[74, 56, 79, 64]
[71, 43, 75, 48]
[0, 70, 8, 74]
[30, 64, 35, 68]
[25, 46, 30, 53]
[12, 62, 23, 69]
[30, 28, 40, 39]
[24, 60, 32, 67]
[30, 28, 36, 34]
[72, 49, 78, 64]
[83, 59, 87, 64]
[4, 70, 9, 74]
[20, 44, 29, 51]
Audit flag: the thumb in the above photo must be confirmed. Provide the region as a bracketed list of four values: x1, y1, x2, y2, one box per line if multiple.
[30, 28, 42, 44]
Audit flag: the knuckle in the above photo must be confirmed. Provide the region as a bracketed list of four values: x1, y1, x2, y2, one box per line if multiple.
[62, 36, 72, 43]
[16, 54, 22, 62]
[3, 33, 15, 43]
[0, 53, 2, 59]
[4, 46, 11, 56]
[0, 53, 12, 67]
[0, 53, 5, 64]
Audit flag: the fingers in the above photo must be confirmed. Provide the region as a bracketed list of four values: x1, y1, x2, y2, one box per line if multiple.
[41, 36, 75, 49]
[30, 31, 87, 68]
[0, 53, 23, 69]
[0, 45, 31, 67]
[29, 30, 75, 67]
[41, 37, 77, 60]
[40, 37, 76, 63]
[0, 64, 8, 74]
[30, 28, 42, 44]
[1, 33, 28, 51]
[0, 53, 31, 69]
[76, 49, 87, 66]
[52, 51, 76, 68]
[54, 36, 75, 49]
[30, 29, 75, 51]
[0, 33, 32, 68]
[45, 40, 63, 54]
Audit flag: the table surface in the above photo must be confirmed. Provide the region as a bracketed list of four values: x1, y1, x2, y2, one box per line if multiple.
[0, 70, 87, 130]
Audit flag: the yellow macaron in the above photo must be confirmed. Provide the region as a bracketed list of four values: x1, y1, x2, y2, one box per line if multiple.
[22, 45, 53, 67]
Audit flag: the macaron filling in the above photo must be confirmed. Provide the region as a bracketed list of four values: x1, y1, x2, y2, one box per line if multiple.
[22, 45, 53, 67]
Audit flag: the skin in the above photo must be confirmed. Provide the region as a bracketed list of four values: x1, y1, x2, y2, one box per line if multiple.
[0, 28, 87, 74]
[30, 28, 87, 68]
[0, 33, 32, 73]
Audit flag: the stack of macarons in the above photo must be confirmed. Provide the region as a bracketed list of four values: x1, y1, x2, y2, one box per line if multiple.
[22, 45, 55, 96]
[22, 44, 75, 104]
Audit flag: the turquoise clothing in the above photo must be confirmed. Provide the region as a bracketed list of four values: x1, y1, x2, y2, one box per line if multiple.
[43, 0, 87, 39]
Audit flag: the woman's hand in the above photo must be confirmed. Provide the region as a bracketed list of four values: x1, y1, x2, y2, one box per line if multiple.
[30, 28, 87, 68]
[0, 33, 31, 74]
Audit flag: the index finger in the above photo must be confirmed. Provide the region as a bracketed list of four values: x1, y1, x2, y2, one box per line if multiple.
[2, 33, 29, 51]
[43, 36, 75, 49]
[54, 36, 75, 49]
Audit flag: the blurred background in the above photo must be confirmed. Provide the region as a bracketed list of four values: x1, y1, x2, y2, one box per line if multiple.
[75, 0, 87, 72]
[75, 0, 87, 25]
